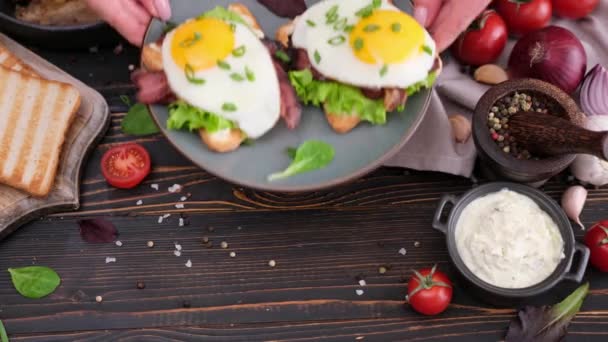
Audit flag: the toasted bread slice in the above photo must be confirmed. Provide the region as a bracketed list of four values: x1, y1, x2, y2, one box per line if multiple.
[0, 43, 38, 76]
[199, 128, 246, 153]
[323, 104, 362, 134]
[227, 3, 264, 39]
[0, 66, 81, 197]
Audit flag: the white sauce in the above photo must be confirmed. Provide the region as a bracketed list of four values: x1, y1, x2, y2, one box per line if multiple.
[455, 189, 565, 289]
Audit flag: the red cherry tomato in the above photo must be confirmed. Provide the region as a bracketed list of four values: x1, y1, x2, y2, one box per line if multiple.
[101, 143, 151, 189]
[452, 10, 508, 66]
[552, 0, 600, 19]
[584, 220, 608, 272]
[496, 0, 552, 36]
[407, 265, 453, 316]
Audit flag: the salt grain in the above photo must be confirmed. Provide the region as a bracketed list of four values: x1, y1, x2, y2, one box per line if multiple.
[128, 64, 135, 71]
[158, 216, 164, 224]
[95, 295, 103, 303]
[105, 257, 116, 263]
[359, 280, 367, 286]
[230, 252, 236, 258]
[136, 200, 143, 206]
[221, 241, 228, 249]
[175, 203, 185, 209]
[151, 184, 159, 190]
[355, 289, 364, 296]
[180, 196, 187, 201]
[163, 214, 171, 219]
[147, 241, 154, 248]
[174, 250, 181, 257]
[398, 248, 407, 256]
[268, 260, 276, 267]
[115, 240, 123, 247]
[168, 184, 182, 193]
[179, 218, 184, 227]
[185, 259, 192, 268]
[174, 243, 182, 251]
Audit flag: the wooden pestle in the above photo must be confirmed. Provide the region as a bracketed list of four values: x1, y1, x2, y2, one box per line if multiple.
[508, 111, 608, 160]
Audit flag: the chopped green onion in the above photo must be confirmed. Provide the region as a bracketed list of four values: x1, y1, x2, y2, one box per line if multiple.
[422, 45, 433, 56]
[179, 31, 202, 48]
[222, 103, 237, 112]
[380, 64, 388, 77]
[306, 19, 316, 27]
[275, 50, 291, 63]
[364, 24, 381, 32]
[356, 0, 382, 18]
[391, 22, 401, 33]
[230, 23, 236, 32]
[314, 50, 321, 64]
[163, 21, 177, 34]
[230, 73, 245, 82]
[326, 5, 339, 23]
[217, 60, 231, 70]
[232, 45, 246, 57]
[333, 17, 347, 30]
[343, 25, 355, 33]
[120, 95, 131, 107]
[245, 66, 255, 82]
[353, 38, 364, 51]
[185, 64, 205, 85]
[328, 35, 346, 46]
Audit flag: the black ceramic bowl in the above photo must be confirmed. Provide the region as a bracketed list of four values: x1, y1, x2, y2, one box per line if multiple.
[473, 79, 586, 186]
[0, 0, 120, 49]
[432, 182, 589, 307]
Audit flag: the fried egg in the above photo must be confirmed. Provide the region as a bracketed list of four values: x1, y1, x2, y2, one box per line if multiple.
[291, 0, 436, 89]
[162, 16, 281, 139]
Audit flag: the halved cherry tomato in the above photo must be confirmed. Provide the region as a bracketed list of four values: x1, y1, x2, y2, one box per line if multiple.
[584, 220, 608, 272]
[101, 143, 151, 189]
[407, 265, 453, 316]
[552, 0, 600, 20]
[496, 0, 552, 36]
[452, 10, 508, 66]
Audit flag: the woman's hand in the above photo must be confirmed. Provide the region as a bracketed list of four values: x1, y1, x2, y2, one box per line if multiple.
[86, 0, 171, 46]
[413, 0, 491, 53]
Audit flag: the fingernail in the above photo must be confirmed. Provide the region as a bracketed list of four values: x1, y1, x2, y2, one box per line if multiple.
[154, 0, 171, 21]
[414, 7, 428, 27]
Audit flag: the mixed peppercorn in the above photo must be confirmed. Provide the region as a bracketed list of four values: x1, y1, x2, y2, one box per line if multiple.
[488, 91, 564, 160]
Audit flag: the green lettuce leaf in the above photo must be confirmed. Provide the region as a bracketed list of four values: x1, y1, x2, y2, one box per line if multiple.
[167, 101, 236, 134]
[288, 69, 387, 125]
[406, 71, 437, 96]
[198, 6, 248, 26]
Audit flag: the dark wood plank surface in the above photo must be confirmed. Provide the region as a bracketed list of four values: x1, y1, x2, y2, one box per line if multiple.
[1, 40, 607, 342]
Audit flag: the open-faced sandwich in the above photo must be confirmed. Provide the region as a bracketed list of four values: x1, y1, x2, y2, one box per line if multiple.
[276, 0, 442, 133]
[133, 4, 301, 153]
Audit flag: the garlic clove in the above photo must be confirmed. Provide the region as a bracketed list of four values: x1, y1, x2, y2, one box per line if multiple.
[561, 185, 588, 230]
[474, 64, 509, 85]
[449, 114, 472, 144]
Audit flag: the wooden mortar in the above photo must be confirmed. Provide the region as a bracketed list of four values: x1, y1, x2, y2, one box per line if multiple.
[473, 78, 586, 185]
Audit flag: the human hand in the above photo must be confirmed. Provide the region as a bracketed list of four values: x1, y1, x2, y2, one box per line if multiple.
[413, 0, 491, 53]
[86, 0, 171, 46]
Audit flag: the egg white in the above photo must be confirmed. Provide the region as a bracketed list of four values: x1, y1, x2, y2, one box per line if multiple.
[291, 0, 436, 89]
[162, 20, 281, 139]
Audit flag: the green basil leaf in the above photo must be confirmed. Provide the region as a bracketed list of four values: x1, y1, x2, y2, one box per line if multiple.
[121, 103, 160, 136]
[268, 140, 334, 181]
[0, 320, 8, 342]
[8, 266, 61, 299]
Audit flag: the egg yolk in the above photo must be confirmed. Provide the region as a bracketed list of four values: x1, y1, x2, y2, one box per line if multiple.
[170, 18, 235, 71]
[349, 10, 425, 65]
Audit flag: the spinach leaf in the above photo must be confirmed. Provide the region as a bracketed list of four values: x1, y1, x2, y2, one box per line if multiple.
[8, 266, 61, 299]
[0, 320, 8, 342]
[506, 283, 589, 342]
[121, 103, 160, 136]
[269, 140, 334, 181]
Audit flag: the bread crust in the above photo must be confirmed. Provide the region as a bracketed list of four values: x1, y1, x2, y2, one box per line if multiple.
[228, 3, 265, 38]
[324, 105, 361, 134]
[199, 129, 246, 153]
[141, 42, 163, 72]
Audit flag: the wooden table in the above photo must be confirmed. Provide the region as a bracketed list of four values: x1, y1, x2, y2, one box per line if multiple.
[1, 42, 607, 342]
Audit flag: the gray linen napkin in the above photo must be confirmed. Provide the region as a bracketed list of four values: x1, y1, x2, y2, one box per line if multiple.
[385, 0, 608, 178]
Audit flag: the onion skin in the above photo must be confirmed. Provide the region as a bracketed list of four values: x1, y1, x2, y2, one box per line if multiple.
[580, 64, 608, 116]
[508, 26, 587, 94]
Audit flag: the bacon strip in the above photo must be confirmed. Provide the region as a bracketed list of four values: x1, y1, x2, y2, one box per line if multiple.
[273, 60, 301, 129]
[131, 69, 175, 105]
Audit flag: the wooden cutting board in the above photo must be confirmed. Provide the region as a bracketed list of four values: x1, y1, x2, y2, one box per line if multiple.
[0, 33, 110, 240]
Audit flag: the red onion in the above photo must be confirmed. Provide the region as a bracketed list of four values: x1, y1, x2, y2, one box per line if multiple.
[508, 26, 587, 94]
[580, 64, 608, 116]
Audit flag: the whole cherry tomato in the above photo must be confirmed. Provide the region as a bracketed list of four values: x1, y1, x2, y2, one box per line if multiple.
[584, 220, 608, 272]
[407, 265, 453, 316]
[552, 0, 600, 19]
[452, 10, 508, 66]
[496, 0, 552, 36]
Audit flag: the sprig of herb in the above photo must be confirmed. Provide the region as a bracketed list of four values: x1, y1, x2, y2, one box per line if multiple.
[222, 103, 238, 112]
[8, 266, 61, 299]
[217, 60, 231, 70]
[268, 140, 335, 181]
[245, 67, 255, 82]
[179, 31, 202, 48]
[275, 50, 291, 63]
[328, 35, 346, 46]
[314, 50, 321, 64]
[185, 64, 205, 85]
[232, 45, 246, 57]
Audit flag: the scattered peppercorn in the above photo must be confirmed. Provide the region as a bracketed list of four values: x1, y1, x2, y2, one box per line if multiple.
[230, 251, 236, 257]
[147, 241, 154, 248]
[221, 241, 228, 249]
[95, 295, 103, 303]
[378, 266, 387, 274]
[268, 260, 276, 267]
[137, 281, 146, 289]
[488, 91, 563, 160]
[202, 236, 209, 244]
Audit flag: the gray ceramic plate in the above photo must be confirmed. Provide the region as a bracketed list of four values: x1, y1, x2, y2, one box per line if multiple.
[144, 0, 432, 192]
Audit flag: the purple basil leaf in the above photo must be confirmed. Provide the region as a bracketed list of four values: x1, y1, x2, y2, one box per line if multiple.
[257, 0, 307, 18]
[78, 219, 118, 243]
